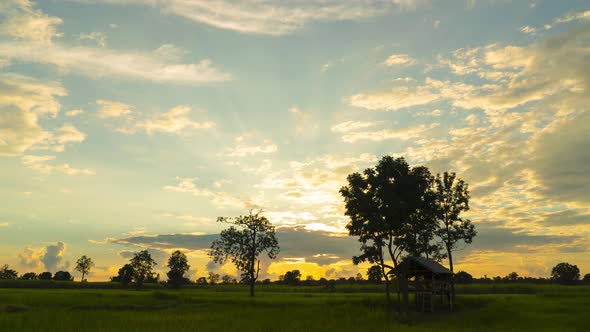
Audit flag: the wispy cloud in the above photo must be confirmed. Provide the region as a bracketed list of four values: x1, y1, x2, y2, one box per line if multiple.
[67, 0, 419, 35]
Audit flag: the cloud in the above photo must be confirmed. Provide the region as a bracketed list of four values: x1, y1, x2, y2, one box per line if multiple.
[65, 109, 84, 117]
[164, 177, 255, 208]
[224, 135, 278, 157]
[31, 123, 87, 152]
[0, 73, 66, 156]
[0, 0, 63, 44]
[520, 25, 536, 35]
[530, 110, 590, 204]
[0, 40, 230, 85]
[339, 123, 439, 143]
[126, 106, 215, 135]
[554, 10, 590, 24]
[384, 54, 416, 67]
[18, 241, 68, 272]
[96, 100, 132, 118]
[22, 154, 95, 175]
[331, 120, 383, 133]
[67, 0, 418, 35]
[77, 31, 107, 47]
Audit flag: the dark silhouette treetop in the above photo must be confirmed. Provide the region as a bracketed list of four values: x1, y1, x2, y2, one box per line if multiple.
[551, 262, 580, 283]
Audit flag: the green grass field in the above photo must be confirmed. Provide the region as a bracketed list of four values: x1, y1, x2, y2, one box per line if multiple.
[1, 284, 589, 331]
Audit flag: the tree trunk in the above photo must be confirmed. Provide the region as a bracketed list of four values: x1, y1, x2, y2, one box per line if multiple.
[250, 277, 255, 297]
[446, 243, 455, 312]
[81, 272, 85, 283]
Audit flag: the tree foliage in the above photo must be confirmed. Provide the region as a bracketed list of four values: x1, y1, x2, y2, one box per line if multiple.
[130, 250, 157, 288]
[0, 264, 18, 280]
[209, 210, 279, 296]
[111, 264, 134, 285]
[434, 172, 476, 273]
[53, 271, 73, 281]
[75, 255, 94, 282]
[20, 272, 38, 280]
[167, 250, 190, 287]
[455, 271, 473, 284]
[551, 262, 580, 283]
[340, 156, 442, 305]
[38, 272, 52, 280]
[281, 270, 301, 285]
[366, 265, 383, 284]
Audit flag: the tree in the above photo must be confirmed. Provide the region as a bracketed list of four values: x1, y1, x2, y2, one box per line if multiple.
[0, 264, 18, 280]
[433, 172, 476, 308]
[53, 271, 73, 281]
[111, 264, 134, 285]
[551, 262, 580, 283]
[454, 271, 473, 284]
[366, 265, 383, 284]
[75, 255, 94, 282]
[20, 272, 38, 280]
[281, 270, 301, 285]
[355, 273, 364, 282]
[39, 272, 52, 280]
[167, 250, 190, 287]
[340, 156, 439, 307]
[583, 274, 590, 284]
[207, 272, 220, 285]
[130, 250, 157, 288]
[221, 275, 233, 284]
[506, 272, 519, 281]
[209, 210, 280, 296]
[196, 277, 208, 285]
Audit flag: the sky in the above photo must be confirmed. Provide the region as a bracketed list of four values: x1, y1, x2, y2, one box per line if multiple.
[1, 0, 589, 281]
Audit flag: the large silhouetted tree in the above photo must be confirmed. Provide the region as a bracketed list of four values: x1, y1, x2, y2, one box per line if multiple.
[340, 156, 440, 308]
[130, 250, 157, 288]
[433, 171, 476, 308]
[551, 262, 580, 283]
[75, 255, 94, 282]
[111, 264, 134, 285]
[209, 210, 279, 296]
[167, 250, 190, 287]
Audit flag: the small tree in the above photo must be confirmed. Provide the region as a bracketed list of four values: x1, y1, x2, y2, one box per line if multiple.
[281, 270, 301, 285]
[53, 271, 73, 281]
[0, 264, 18, 280]
[39, 272, 52, 280]
[551, 262, 580, 283]
[366, 265, 383, 284]
[210, 210, 280, 296]
[166, 250, 190, 287]
[454, 271, 473, 284]
[130, 250, 157, 288]
[583, 274, 590, 284]
[434, 172, 476, 308]
[75, 255, 94, 282]
[20, 272, 38, 280]
[207, 272, 220, 285]
[221, 275, 233, 284]
[196, 277, 208, 285]
[506, 272, 519, 281]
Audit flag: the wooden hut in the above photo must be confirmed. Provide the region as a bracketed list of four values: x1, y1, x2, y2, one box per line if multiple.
[395, 256, 453, 313]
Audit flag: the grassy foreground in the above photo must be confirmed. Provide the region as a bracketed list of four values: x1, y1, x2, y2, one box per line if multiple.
[1, 285, 589, 331]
